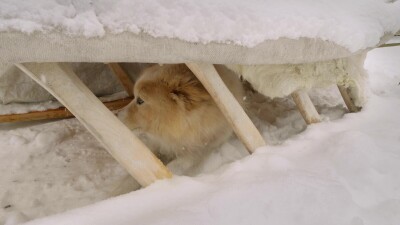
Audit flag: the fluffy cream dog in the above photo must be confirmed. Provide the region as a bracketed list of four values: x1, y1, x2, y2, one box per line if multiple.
[118, 64, 244, 174]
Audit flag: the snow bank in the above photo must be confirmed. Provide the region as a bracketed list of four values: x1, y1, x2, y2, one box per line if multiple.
[16, 95, 400, 225]
[1, 45, 400, 225]
[0, 0, 399, 51]
[0, 119, 130, 224]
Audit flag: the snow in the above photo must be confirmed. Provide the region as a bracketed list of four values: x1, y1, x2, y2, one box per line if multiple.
[0, 0, 400, 51]
[1, 44, 400, 224]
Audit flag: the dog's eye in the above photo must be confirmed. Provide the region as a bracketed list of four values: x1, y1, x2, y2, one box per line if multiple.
[136, 97, 144, 105]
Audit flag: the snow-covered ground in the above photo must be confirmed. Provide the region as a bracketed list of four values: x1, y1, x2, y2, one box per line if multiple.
[1, 44, 400, 225]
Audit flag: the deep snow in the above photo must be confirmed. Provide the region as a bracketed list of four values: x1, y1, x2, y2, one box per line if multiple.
[0, 0, 400, 51]
[0, 44, 399, 224]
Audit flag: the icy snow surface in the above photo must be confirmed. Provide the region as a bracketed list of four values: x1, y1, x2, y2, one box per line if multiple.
[1, 44, 400, 225]
[0, 0, 400, 51]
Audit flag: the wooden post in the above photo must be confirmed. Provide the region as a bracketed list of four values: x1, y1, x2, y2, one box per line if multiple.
[186, 63, 266, 153]
[16, 63, 172, 186]
[291, 90, 321, 124]
[337, 85, 362, 112]
[107, 63, 135, 97]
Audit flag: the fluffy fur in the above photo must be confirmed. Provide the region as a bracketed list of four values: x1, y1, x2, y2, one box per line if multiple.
[118, 64, 244, 174]
[227, 53, 367, 107]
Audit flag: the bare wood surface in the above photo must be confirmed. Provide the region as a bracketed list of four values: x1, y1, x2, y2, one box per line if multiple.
[15, 63, 172, 187]
[0, 98, 133, 123]
[107, 63, 135, 97]
[337, 85, 362, 112]
[291, 90, 321, 124]
[186, 63, 266, 153]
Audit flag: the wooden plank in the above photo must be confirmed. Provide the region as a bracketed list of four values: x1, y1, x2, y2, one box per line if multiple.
[0, 98, 133, 123]
[378, 43, 400, 48]
[291, 90, 321, 124]
[337, 85, 362, 112]
[15, 63, 172, 187]
[186, 63, 266, 153]
[107, 63, 135, 97]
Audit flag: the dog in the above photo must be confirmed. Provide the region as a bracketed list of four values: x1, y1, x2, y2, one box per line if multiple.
[118, 64, 244, 175]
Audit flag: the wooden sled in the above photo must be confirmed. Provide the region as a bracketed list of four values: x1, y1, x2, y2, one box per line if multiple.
[11, 60, 365, 189]
[1, 28, 392, 188]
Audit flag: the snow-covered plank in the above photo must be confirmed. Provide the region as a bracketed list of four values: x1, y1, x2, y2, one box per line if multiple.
[15, 63, 172, 186]
[337, 85, 362, 113]
[1, 0, 399, 52]
[186, 63, 266, 153]
[291, 90, 321, 124]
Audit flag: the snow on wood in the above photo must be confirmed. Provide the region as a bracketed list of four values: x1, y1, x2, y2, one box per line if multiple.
[0, 0, 399, 52]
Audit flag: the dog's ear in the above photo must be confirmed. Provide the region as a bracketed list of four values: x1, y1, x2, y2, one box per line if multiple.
[169, 75, 211, 110]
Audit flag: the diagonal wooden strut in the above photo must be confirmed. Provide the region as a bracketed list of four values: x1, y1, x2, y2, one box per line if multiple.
[107, 63, 135, 97]
[291, 90, 321, 124]
[16, 63, 172, 187]
[337, 85, 362, 113]
[186, 63, 266, 153]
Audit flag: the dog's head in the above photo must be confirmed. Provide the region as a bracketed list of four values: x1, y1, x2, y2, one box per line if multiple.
[118, 64, 211, 137]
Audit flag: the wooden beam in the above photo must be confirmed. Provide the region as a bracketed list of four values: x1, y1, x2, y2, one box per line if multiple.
[378, 43, 400, 48]
[337, 85, 362, 112]
[107, 63, 135, 97]
[15, 63, 172, 187]
[291, 90, 321, 124]
[0, 98, 133, 123]
[186, 63, 266, 153]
